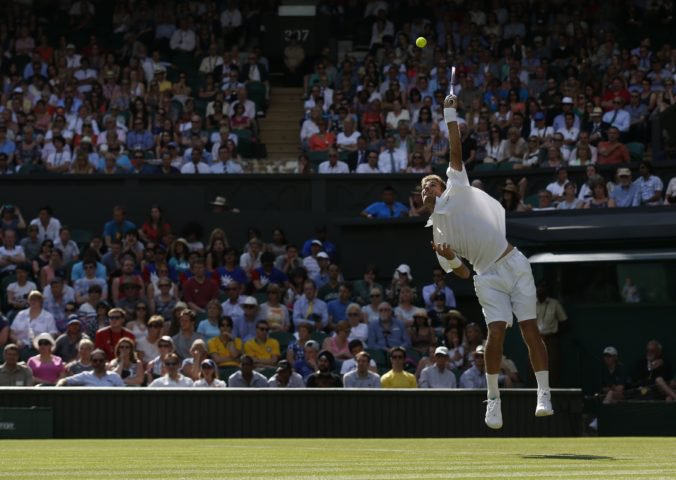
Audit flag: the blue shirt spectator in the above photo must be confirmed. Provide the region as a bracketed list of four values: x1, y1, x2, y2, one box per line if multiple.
[327, 298, 350, 323]
[103, 219, 137, 245]
[126, 128, 155, 151]
[611, 172, 641, 207]
[363, 201, 409, 218]
[368, 315, 411, 350]
[212, 266, 248, 290]
[70, 261, 107, 281]
[292, 295, 329, 329]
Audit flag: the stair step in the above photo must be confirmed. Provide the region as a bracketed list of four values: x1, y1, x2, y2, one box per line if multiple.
[260, 132, 300, 143]
[265, 142, 300, 154]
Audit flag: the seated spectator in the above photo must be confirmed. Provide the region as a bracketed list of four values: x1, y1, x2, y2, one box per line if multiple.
[583, 175, 616, 209]
[361, 186, 409, 219]
[172, 309, 206, 360]
[343, 303, 367, 346]
[293, 340, 320, 382]
[274, 245, 304, 277]
[207, 316, 242, 368]
[546, 167, 570, 203]
[321, 320, 352, 361]
[419, 346, 457, 388]
[460, 345, 488, 388]
[0, 229, 26, 275]
[94, 307, 135, 361]
[361, 287, 383, 323]
[368, 302, 411, 352]
[258, 284, 290, 333]
[74, 260, 108, 304]
[343, 351, 381, 388]
[107, 337, 145, 386]
[378, 136, 407, 173]
[10, 290, 58, 357]
[53, 316, 89, 363]
[228, 354, 269, 387]
[180, 339, 210, 381]
[307, 119, 335, 153]
[427, 293, 452, 330]
[394, 286, 417, 326]
[148, 352, 194, 388]
[243, 320, 280, 369]
[146, 336, 176, 382]
[196, 300, 223, 341]
[340, 339, 378, 375]
[193, 359, 226, 388]
[500, 183, 529, 212]
[252, 252, 289, 293]
[664, 177, 676, 205]
[381, 346, 417, 388]
[135, 315, 164, 362]
[56, 348, 124, 387]
[268, 359, 305, 388]
[6, 263, 37, 313]
[27, 333, 65, 385]
[318, 148, 350, 173]
[292, 280, 329, 331]
[64, 338, 95, 377]
[635, 161, 663, 206]
[499, 127, 527, 164]
[597, 127, 629, 165]
[306, 350, 342, 387]
[182, 258, 219, 313]
[532, 190, 556, 211]
[0, 343, 34, 386]
[610, 167, 640, 207]
[602, 98, 631, 135]
[557, 182, 582, 210]
[286, 322, 313, 364]
[421, 268, 456, 309]
[235, 296, 264, 342]
[598, 346, 629, 404]
[631, 340, 676, 401]
[409, 309, 436, 356]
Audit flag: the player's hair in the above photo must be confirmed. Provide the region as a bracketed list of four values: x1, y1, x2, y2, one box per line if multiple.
[420, 174, 446, 191]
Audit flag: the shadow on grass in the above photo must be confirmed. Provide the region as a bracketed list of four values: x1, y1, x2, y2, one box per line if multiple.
[522, 454, 615, 461]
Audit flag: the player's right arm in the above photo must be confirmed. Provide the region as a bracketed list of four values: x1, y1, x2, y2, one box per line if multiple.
[431, 242, 471, 279]
[444, 94, 462, 172]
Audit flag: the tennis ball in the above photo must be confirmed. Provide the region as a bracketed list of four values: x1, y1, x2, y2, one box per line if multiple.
[416, 37, 427, 48]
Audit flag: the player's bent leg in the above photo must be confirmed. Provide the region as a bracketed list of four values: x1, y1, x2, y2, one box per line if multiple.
[519, 319, 554, 417]
[484, 321, 507, 429]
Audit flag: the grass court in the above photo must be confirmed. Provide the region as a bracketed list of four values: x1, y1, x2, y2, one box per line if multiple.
[1, 437, 674, 479]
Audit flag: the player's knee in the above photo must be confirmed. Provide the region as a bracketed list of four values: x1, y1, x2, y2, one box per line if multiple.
[487, 322, 507, 341]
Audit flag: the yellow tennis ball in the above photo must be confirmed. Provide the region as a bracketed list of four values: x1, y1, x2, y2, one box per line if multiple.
[416, 37, 427, 48]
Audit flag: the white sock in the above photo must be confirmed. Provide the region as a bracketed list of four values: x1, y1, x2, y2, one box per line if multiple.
[535, 370, 550, 391]
[486, 373, 500, 399]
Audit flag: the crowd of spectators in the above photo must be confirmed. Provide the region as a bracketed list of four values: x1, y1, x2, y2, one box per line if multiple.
[298, 1, 676, 208]
[0, 0, 272, 176]
[0, 202, 531, 388]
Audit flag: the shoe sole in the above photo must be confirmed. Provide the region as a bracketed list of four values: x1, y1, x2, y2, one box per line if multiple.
[535, 409, 554, 417]
[485, 421, 503, 429]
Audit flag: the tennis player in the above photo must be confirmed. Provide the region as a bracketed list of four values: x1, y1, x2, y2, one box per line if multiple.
[421, 93, 553, 429]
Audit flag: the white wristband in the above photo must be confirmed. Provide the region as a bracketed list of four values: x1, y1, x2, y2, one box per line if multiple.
[447, 256, 462, 270]
[444, 107, 457, 123]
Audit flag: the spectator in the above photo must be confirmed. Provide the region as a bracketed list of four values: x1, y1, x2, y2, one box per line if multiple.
[103, 206, 136, 248]
[343, 351, 381, 388]
[94, 308, 135, 360]
[268, 359, 305, 388]
[10, 291, 58, 357]
[597, 127, 629, 165]
[378, 136, 407, 173]
[172, 309, 205, 360]
[292, 280, 329, 331]
[6, 263, 37, 313]
[0, 344, 34, 386]
[380, 346, 416, 388]
[193, 359, 226, 388]
[368, 302, 411, 352]
[0, 229, 26, 275]
[235, 296, 264, 342]
[53, 316, 89, 363]
[409, 309, 436, 356]
[665, 177, 676, 205]
[56, 348, 124, 387]
[318, 148, 350, 174]
[535, 284, 568, 387]
[243, 320, 280, 369]
[460, 345, 488, 388]
[598, 346, 629, 404]
[557, 182, 582, 210]
[582, 176, 616, 209]
[207, 316, 242, 369]
[294, 340, 320, 381]
[107, 337, 145, 386]
[27, 333, 65, 385]
[419, 346, 457, 388]
[228, 354, 269, 388]
[361, 186, 409, 218]
[136, 315, 165, 362]
[631, 340, 676, 401]
[286, 323, 313, 364]
[546, 167, 570, 203]
[321, 320, 352, 361]
[602, 98, 631, 135]
[180, 339, 210, 381]
[148, 352, 194, 388]
[306, 350, 342, 387]
[182, 258, 219, 313]
[635, 161, 664, 206]
[64, 338, 95, 376]
[611, 168, 641, 207]
[421, 268, 456, 309]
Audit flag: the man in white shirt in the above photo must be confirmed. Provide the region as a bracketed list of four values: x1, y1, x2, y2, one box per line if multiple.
[57, 349, 124, 387]
[378, 136, 407, 173]
[148, 353, 194, 387]
[336, 118, 360, 154]
[356, 150, 381, 173]
[0, 229, 26, 274]
[73, 57, 98, 94]
[210, 145, 243, 173]
[30, 206, 61, 241]
[545, 167, 570, 202]
[64, 44, 81, 70]
[228, 87, 256, 120]
[343, 351, 381, 388]
[419, 347, 458, 388]
[318, 149, 349, 174]
[10, 291, 58, 350]
[421, 92, 552, 429]
[556, 112, 580, 154]
[199, 43, 223, 75]
[170, 19, 196, 53]
[180, 147, 211, 174]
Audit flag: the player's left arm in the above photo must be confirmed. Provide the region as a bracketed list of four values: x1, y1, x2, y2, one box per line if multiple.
[431, 242, 470, 279]
[444, 94, 462, 172]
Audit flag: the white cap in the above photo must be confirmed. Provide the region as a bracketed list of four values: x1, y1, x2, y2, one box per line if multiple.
[242, 296, 258, 307]
[475, 345, 485, 355]
[561, 96, 574, 104]
[397, 264, 411, 274]
[316, 252, 329, 259]
[434, 346, 449, 356]
[311, 239, 323, 247]
[603, 346, 618, 356]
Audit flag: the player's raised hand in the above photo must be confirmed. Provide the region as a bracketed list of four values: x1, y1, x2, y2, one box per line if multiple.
[444, 94, 458, 109]
[430, 241, 456, 260]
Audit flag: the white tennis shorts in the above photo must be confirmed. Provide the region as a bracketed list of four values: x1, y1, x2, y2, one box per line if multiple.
[473, 248, 536, 326]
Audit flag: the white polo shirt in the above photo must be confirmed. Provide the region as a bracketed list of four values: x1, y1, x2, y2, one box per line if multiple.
[148, 374, 194, 388]
[427, 165, 508, 275]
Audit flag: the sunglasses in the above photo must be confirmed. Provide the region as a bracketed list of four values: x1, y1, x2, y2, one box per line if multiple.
[257, 327, 269, 332]
[91, 358, 106, 363]
[159, 344, 171, 348]
[201, 364, 214, 369]
[149, 324, 162, 329]
[391, 355, 405, 360]
[370, 294, 381, 298]
[164, 362, 178, 367]
[38, 341, 52, 346]
[347, 313, 360, 317]
[109, 316, 122, 320]
[118, 345, 131, 350]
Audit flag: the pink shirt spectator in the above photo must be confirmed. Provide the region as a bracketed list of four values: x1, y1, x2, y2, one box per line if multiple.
[27, 355, 65, 385]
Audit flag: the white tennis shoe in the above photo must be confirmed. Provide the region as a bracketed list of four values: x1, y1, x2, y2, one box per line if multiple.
[535, 389, 554, 417]
[484, 398, 503, 429]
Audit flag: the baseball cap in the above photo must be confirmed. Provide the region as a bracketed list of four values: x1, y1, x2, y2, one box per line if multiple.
[603, 346, 618, 356]
[592, 107, 603, 116]
[66, 43, 75, 50]
[533, 112, 545, 121]
[66, 315, 81, 327]
[243, 296, 258, 307]
[316, 252, 329, 259]
[200, 359, 216, 369]
[616, 167, 631, 177]
[397, 264, 411, 275]
[304, 340, 320, 351]
[561, 96, 574, 104]
[311, 239, 323, 247]
[276, 360, 292, 372]
[434, 346, 449, 356]
[475, 345, 485, 355]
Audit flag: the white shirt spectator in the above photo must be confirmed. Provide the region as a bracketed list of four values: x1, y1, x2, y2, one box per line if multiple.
[148, 374, 194, 388]
[180, 162, 211, 174]
[419, 364, 458, 388]
[228, 99, 256, 120]
[343, 369, 381, 388]
[556, 126, 580, 143]
[10, 308, 58, 346]
[220, 7, 242, 27]
[7, 280, 37, 308]
[336, 130, 360, 149]
[210, 160, 243, 174]
[356, 163, 381, 174]
[268, 372, 305, 388]
[378, 149, 407, 173]
[63, 370, 124, 387]
[30, 216, 62, 242]
[570, 144, 598, 164]
[74, 68, 98, 94]
[199, 56, 223, 74]
[193, 378, 227, 388]
[340, 357, 377, 374]
[170, 29, 196, 52]
[0, 244, 25, 273]
[46, 150, 72, 169]
[546, 181, 568, 199]
[300, 119, 319, 142]
[318, 160, 350, 174]
[385, 110, 411, 129]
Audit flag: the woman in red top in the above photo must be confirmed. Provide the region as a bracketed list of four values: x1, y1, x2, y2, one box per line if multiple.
[139, 205, 171, 244]
[307, 120, 336, 152]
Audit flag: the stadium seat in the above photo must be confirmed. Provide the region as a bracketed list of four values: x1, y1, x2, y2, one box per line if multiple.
[498, 161, 514, 170]
[246, 82, 267, 114]
[218, 366, 239, 382]
[308, 151, 328, 167]
[626, 142, 645, 162]
[311, 331, 328, 346]
[259, 367, 277, 379]
[0, 274, 17, 312]
[525, 194, 539, 208]
[472, 163, 498, 172]
[366, 348, 388, 370]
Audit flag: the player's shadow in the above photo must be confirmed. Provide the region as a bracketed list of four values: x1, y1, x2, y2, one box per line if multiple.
[521, 454, 615, 460]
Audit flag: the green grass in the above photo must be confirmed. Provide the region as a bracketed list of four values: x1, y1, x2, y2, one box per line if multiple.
[1, 438, 675, 479]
